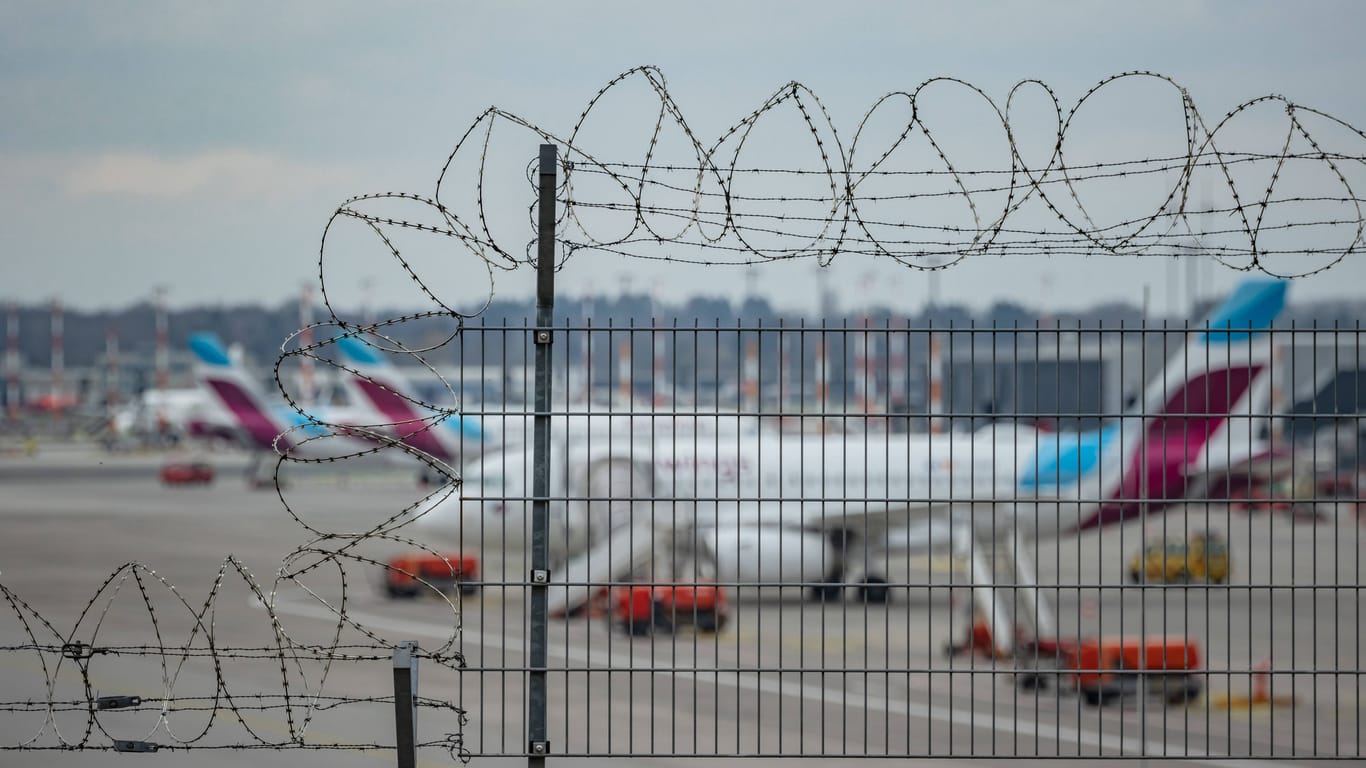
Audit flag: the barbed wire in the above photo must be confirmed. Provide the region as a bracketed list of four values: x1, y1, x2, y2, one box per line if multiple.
[0, 550, 469, 757]
[277, 66, 1366, 447]
[420, 67, 1363, 280]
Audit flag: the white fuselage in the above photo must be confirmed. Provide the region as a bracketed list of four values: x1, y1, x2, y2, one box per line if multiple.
[414, 422, 1099, 586]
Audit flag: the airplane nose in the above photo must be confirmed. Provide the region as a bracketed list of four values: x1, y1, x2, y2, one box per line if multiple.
[450, 492, 522, 551]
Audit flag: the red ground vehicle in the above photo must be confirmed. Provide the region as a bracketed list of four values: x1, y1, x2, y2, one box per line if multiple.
[1019, 636, 1202, 706]
[160, 461, 214, 485]
[612, 583, 728, 635]
[384, 553, 480, 598]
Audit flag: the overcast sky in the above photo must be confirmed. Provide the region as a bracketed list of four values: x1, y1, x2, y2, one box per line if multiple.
[3, 1, 1365, 319]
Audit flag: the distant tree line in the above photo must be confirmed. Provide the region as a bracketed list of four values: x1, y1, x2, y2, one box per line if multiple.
[5, 292, 1363, 370]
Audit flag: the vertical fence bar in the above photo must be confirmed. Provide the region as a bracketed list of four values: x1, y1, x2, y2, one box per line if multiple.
[393, 640, 418, 768]
[528, 143, 557, 764]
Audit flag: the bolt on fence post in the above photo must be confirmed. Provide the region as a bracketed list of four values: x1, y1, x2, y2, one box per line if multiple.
[529, 143, 557, 765]
[393, 640, 418, 768]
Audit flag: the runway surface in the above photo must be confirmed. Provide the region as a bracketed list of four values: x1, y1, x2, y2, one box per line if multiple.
[0, 442, 1361, 766]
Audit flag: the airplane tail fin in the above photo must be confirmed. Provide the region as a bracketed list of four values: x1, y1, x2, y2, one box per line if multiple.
[189, 332, 290, 450]
[1134, 279, 1288, 417]
[1132, 279, 1287, 454]
[1093, 279, 1289, 522]
[333, 335, 484, 460]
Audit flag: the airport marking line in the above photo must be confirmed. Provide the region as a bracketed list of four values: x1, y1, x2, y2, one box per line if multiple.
[259, 594, 1307, 766]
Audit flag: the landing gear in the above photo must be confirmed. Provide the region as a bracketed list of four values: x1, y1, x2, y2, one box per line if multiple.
[809, 582, 845, 602]
[857, 577, 891, 604]
[805, 576, 892, 603]
[804, 530, 895, 604]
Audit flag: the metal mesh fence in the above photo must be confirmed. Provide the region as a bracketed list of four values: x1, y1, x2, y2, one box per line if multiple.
[431, 318, 1363, 760]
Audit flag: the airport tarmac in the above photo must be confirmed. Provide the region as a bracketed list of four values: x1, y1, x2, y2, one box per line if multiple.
[0, 442, 1361, 766]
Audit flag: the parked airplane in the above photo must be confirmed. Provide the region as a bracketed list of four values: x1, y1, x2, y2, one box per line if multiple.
[417, 280, 1290, 648]
[189, 332, 399, 476]
[108, 387, 231, 445]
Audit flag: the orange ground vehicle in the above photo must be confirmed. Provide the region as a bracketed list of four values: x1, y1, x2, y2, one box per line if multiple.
[1020, 636, 1203, 706]
[612, 583, 728, 635]
[384, 553, 480, 598]
[160, 461, 214, 485]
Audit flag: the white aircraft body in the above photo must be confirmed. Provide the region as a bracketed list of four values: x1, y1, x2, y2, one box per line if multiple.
[418, 281, 1290, 648]
[109, 387, 231, 443]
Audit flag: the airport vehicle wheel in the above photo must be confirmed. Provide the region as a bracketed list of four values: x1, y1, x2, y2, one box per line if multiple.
[623, 618, 654, 636]
[1172, 570, 1190, 584]
[459, 583, 481, 596]
[857, 577, 890, 604]
[693, 610, 727, 633]
[809, 583, 844, 602]
[1016, 673, 1049, 691]
[652, 604, 677, 633]
[1082, 687, 1122, 707]
[1166, 676, 1202, 705]
[385, 583, 421, 599]
[1128, 569, 1142, 584]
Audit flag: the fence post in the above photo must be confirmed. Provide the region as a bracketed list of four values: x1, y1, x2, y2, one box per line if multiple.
[393, 640, 418, 768]
[528, 143, 557, 765]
